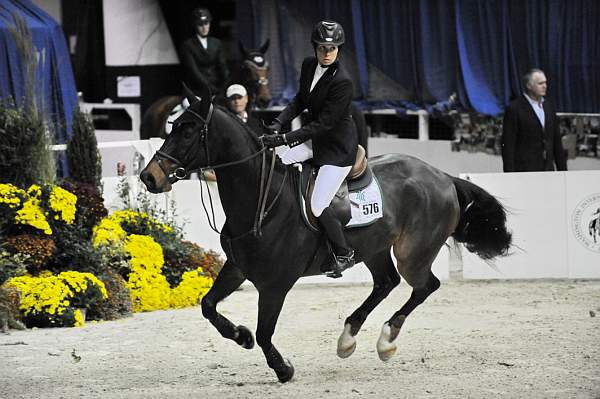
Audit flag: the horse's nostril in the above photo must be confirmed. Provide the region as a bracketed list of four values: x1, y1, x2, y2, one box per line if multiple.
[141, 171, 155, 189]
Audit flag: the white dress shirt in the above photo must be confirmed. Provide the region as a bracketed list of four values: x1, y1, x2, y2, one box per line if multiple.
[310, 64, 329, 92]
[196, 35, 208, 50]
[524, 93, 545, 128]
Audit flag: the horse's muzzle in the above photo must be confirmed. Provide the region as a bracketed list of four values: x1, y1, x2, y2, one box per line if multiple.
[140, 168, 171, 193]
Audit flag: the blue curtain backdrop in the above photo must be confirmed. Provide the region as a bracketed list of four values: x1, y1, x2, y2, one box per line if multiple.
[236, 0, 600, 115]
[0, 0, 77, 147]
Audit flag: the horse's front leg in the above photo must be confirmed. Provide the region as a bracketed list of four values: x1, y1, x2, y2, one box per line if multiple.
[201, 261, 254, 349]
[256, 290, 295, 383]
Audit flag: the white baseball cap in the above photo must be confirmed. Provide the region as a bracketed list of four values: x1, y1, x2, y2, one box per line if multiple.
[226, 84, 247, 98]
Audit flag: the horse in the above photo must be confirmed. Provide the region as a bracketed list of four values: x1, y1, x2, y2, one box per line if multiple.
[139, 83, 512, 383]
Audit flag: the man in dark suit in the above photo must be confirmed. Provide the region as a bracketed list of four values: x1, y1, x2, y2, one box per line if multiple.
[179, 8, 229, 99]
[501, 68, 567, 172]
[261, 21, 358, 278]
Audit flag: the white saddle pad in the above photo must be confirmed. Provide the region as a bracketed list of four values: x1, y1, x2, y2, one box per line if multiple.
[346, 177, 383, 227]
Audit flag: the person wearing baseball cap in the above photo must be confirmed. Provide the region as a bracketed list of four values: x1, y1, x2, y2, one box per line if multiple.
[226, 84, 262, 135]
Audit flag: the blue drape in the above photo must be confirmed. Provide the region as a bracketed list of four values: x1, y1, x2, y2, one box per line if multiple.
[0, 0, 77, 146]
[236, 0, 600, 115]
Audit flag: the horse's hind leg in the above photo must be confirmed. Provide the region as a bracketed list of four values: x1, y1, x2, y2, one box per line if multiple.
[377, 270, 440, 361]
[337, 249, 400, 358]
[201, 261, 254, 349]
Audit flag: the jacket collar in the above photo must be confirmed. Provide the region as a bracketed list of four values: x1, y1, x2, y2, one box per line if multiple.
[306, 58, 339, 95]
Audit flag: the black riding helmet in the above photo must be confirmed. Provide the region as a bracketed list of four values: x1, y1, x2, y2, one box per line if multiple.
[311, 20, 345, 47]
[192, 8, 212, 25]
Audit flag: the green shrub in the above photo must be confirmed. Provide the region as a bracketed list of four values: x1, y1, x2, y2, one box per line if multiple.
[67, 109, 102, 190]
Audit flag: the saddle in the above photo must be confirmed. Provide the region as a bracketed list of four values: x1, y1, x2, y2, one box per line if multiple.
[297, 145, 373, 230]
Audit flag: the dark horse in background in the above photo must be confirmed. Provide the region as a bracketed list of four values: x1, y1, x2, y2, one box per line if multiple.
[140, 81, 512, 383]
[140, 40, 369, 155]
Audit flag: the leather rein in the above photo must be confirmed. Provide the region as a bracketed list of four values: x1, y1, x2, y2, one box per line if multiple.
[152, 103, 288, 240]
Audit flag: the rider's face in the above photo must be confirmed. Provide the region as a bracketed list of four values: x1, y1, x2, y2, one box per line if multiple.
[316, 45, 338, 66]
[197, 22, 210, 37]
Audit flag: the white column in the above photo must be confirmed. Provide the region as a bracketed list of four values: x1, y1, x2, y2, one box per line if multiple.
[417, 110, 429, 141]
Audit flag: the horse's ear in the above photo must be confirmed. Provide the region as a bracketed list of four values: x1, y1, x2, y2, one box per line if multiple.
[182, 82, 198, 105]
[259, 39, 270, 54]
[200, 83, 212, 106]
[238, 40, 249, 60]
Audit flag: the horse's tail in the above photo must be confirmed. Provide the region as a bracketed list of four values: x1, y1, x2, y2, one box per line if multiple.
[451, 176, 512, 260]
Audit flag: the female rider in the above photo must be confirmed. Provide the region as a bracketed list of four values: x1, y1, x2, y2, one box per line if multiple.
[262, 20, 358, 277]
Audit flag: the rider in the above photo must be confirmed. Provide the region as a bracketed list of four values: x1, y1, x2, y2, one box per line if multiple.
[261, 20, 358, 277]
[180, 8, 230, 101]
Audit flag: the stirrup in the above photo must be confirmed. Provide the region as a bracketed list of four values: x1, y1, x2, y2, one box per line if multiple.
[325, 250, 355, 279]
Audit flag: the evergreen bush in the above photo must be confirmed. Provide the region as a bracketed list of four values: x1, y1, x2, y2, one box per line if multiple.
[67, 108, 102, 189]
[0, 14, 55, 186]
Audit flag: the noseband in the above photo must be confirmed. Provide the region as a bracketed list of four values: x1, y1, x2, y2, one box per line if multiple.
[154, 104, 214, 183]
[244, 59, 270, 88]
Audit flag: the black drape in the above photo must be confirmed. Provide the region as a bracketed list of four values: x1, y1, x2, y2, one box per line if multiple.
[236, 0, 600, 115]
[63, 0, 106, 102]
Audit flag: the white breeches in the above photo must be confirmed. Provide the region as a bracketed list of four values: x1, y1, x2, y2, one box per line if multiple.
[281, 140, 351, 217]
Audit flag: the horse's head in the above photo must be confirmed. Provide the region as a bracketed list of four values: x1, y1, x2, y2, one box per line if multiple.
[140, 83, 215, 193]
[239, 40, 272, 108]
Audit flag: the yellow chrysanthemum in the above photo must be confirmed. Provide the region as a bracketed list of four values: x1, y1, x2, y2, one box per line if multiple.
[49, 186, 77, 224]
[92, 211, 216, 313]
[92, 218, 127, 247]
[0, 183, 25, 208]
[5, 271, 107, 326]
[15, 199, 52, 235]
[125, 234, 172, 312]
[170, 268, 213, 308]
[73, 309, 85, 327]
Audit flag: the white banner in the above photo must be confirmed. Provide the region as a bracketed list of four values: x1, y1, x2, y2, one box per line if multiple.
[461, 171, 600, 279]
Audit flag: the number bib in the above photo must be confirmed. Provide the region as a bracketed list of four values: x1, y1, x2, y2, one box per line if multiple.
[346, 177, 383, 228]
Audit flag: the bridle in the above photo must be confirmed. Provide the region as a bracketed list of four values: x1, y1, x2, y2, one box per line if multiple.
[152, 103, 287, 242]
[243, 59, 270, 100]
[154, 103, 269, 182]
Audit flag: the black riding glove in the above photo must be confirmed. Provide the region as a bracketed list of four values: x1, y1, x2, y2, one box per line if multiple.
[261, 133, 287, 148]
[266, 119, 282, 135]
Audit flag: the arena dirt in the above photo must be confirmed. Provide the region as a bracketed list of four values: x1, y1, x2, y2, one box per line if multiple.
[1, 279, 599, 399]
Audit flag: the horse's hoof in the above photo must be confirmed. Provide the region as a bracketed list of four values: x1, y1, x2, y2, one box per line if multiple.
[275, 359, 294, 383]
[337, 323, 357, 359]
[338, 340, 356, 359]
[376, 322, 397, 362]
[235, 325, 255, 349]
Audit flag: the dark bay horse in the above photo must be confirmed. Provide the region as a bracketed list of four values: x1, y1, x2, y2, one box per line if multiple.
[140, 84, 512, 383]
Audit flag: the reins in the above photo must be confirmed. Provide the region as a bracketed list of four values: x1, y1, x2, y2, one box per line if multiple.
[154, 104, 287, 242]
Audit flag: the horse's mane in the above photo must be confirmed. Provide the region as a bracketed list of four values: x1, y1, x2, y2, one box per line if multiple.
[215, 105, 261, 142]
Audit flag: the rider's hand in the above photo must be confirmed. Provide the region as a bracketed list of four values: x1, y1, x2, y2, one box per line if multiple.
[261, 133, 287, 148]
[266, 119, 282, 135]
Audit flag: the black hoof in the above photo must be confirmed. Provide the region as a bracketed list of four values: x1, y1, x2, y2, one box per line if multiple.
[235, 325, 255, 349]
[326, 270, 343, 279]
[275, 359, 294, 383]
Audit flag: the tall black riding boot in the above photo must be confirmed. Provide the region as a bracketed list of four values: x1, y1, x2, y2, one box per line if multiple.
[317, 207, 355, 278]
